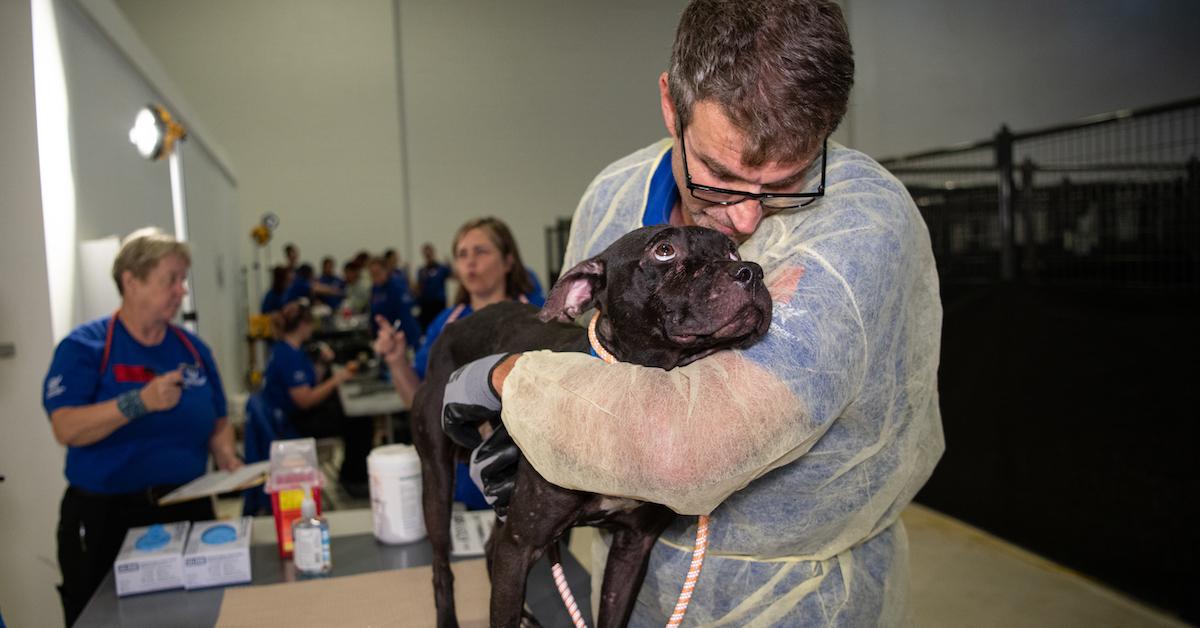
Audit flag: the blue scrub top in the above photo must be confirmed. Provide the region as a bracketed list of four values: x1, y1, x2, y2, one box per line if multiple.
[417, 264, 451, 303]
[412, 304, 474, 380]
[370, 276, 421, 344]
[524, 268, 545, 307]
[261, 290, 285, 314]
[43, 316, 227, 494]
[643, 147, 677, 227]
[317, 274, 346, 309]
[263, 341, 316, 416]
[410, 303, 494, 509]
[283, 276, 312, 305]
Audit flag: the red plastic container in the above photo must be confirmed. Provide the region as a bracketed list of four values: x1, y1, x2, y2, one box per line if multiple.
[270, 485, 322, 559]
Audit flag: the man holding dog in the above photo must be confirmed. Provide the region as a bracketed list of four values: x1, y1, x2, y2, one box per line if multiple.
[443, 0, 944, 624]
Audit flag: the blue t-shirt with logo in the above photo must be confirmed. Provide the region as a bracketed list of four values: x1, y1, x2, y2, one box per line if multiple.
[263, 341, 316, 416]
[370, 276, 421, 344]
[416, 264, 451, 303]
[317, 274, 346, 309]
[42, 316, 227, 495]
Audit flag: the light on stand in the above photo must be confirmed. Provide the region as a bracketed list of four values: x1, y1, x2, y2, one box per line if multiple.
[128, 104, 186, 161]
[129, 104, 197, 331]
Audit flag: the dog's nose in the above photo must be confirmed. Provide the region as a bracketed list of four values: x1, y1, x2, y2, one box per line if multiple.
[731, 263, 761, 286]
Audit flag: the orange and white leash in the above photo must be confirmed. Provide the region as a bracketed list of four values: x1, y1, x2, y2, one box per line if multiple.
[545, 316, 709, 627]
[552, 561, 588, 628]
[666, 515, 709, 627]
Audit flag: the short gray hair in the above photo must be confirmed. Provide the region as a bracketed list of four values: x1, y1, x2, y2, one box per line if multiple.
[112, 227, 191, 295]
[668, 0, 854, 166]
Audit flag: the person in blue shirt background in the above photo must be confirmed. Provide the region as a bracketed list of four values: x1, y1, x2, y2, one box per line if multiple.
[373, 216, 537, 509]
[383, 247, 408, 283]
[43, 228, 241, 626]
[414, 243, 451, 331]
[316, 256, 346, 309]
[263, 299, 373, 497]
[260, 265, 291, 314]
[283, 262, 343, 307]
[367, 256, 421, 342]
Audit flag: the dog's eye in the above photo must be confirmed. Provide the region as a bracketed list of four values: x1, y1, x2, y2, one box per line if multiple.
[653, 242, 677, 262]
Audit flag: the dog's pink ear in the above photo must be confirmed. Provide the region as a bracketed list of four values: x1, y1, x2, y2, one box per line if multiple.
[539, 258, 605, 323]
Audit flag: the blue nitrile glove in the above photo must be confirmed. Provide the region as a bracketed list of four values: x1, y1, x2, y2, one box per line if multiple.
[441, 353, 509, 450]
[468, 424, 520, 519]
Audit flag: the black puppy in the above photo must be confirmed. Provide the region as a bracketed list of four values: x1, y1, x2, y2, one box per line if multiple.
[412, 224, 772, 628]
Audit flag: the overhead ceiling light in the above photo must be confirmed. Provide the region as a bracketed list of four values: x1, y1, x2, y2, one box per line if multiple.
[128, 104, 186, 160]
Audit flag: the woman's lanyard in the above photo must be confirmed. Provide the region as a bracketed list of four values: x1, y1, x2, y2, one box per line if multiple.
[99, 311, 203, 376]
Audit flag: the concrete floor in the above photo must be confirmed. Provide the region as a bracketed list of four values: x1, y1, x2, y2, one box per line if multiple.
[560, 504, 1188, 627]
[219, 444, 1188, 627]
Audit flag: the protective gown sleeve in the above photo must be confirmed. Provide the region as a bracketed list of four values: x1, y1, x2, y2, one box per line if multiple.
[502, 231, 879, 515]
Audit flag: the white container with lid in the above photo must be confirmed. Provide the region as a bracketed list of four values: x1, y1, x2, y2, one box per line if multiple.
[368, 444, 426, 544]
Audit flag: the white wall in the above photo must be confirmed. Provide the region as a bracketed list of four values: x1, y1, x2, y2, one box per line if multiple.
[115, 0, 690, 285]
[844, 0, 1200, 158]
[0, 0, 241, 622]
[116, 0, 410, 273]
[0, 2, 66, 625]
[397, 0, 688, 280]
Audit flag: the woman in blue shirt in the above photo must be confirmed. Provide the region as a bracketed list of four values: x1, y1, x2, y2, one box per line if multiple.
[373, 217, 538, 508]
[263, 300, 374, 496]
[43, 228, 240, 626]
[260, 264, 291, 314]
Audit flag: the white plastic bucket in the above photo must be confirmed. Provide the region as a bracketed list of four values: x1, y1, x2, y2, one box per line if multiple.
[367, 444, 426, 544]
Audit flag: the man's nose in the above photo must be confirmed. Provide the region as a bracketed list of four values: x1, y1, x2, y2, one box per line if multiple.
[727, 199, 764, 237]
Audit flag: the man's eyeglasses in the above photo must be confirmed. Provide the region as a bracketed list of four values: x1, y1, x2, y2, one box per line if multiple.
[679, 130, 826, 211]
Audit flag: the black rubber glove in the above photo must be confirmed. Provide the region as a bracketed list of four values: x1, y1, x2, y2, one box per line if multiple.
[468, 424, 521, 519]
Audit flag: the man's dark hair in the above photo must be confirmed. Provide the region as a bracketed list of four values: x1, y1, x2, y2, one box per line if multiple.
[668, 0, 854, 166]
[295, 263, 314, 279]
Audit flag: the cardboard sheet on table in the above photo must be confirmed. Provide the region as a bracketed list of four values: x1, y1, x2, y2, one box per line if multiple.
[215, 559, 489, 627]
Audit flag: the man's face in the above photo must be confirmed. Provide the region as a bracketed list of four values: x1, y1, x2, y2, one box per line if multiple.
[660, 77, 822, 244]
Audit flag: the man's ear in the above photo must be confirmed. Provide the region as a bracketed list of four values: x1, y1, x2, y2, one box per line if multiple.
[538, 257, 605, 323]
[658, 72, 678, 140]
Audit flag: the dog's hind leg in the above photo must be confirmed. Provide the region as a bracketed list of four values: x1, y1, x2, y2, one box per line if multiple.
[413, 388, 461, 628]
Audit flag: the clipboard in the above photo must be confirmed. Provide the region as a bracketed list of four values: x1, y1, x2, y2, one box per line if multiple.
[157, 460, 271, 505]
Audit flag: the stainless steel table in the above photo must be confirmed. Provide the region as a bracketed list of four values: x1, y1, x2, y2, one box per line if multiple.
[76, 516, 591, 627]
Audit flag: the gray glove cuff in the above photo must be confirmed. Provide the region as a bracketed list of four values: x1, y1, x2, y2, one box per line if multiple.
[445, 353, 508, 411]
